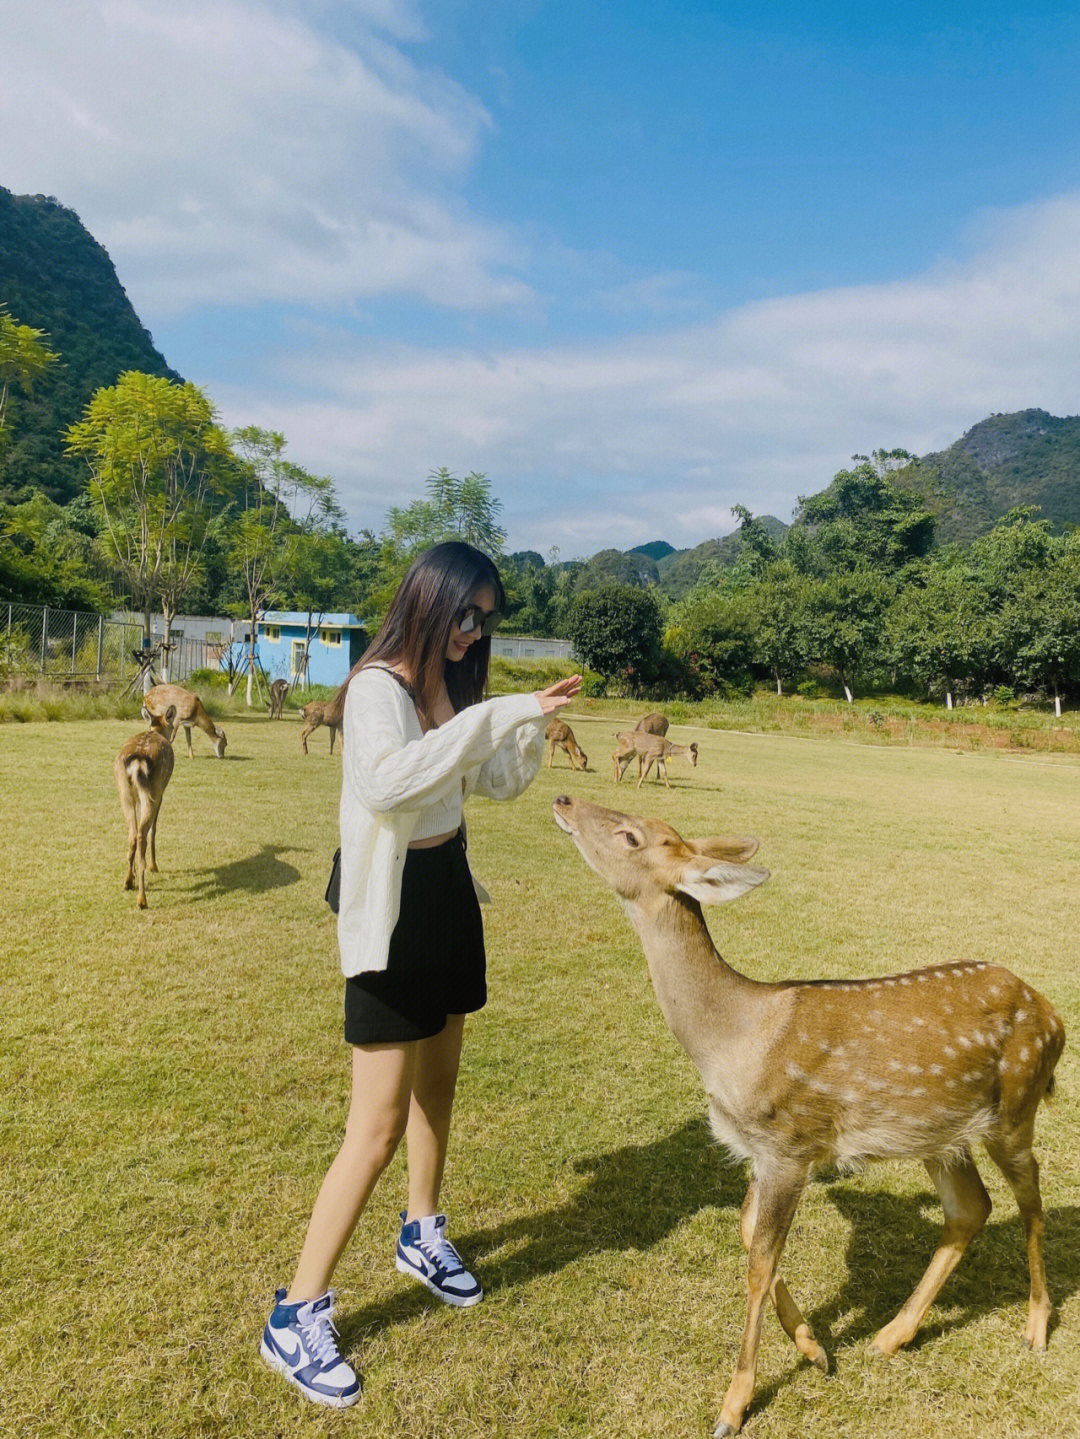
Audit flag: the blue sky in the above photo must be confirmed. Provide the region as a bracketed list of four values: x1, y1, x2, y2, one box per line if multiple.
[4, 1, 1080, 554]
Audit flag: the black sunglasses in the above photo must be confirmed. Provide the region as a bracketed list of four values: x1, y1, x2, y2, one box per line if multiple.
[456, 604, 502, 637]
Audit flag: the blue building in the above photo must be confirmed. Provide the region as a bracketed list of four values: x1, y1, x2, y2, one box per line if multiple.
[254, 612, 368, 688]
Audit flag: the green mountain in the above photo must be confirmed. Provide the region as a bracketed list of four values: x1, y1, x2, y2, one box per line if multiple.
[896, 410, 1080, 545]
[0, 187, 181, 505]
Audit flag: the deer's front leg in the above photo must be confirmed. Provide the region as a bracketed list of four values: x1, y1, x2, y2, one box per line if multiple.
[716, 1174, 805, 1437]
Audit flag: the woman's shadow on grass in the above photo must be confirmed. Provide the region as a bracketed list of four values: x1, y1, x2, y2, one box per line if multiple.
[182, 844, 305, 897]
[341, 1116, 745, 1339]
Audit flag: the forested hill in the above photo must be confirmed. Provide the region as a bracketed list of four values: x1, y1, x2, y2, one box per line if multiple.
[0, 188, 181, 505]
[895, 410, 1080, 545]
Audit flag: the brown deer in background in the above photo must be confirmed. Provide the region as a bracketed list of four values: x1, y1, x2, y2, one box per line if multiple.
[613, 730, 698, 787]
[635, 711, 669, 737]
[114, 705, 177, 909]
[267, 679, 289, 718]
[552, 795, 1065, 1438]
[300, 693, 344, 755]
[545, 717, 588, 770]
[143, 683, 227, 758]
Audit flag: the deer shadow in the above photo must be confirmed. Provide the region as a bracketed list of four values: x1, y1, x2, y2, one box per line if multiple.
[339, 1116, 745, 1341]
[746, 1180, 1080, 1418]
[182, 844, 305, 897]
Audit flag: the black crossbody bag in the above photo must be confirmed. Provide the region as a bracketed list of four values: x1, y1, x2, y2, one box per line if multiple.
[325, 668, 420, 914]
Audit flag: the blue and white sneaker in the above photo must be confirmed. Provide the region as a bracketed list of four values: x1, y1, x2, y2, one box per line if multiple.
[395, 1212, 483, 1307]
[260, 1288, 361, 1407]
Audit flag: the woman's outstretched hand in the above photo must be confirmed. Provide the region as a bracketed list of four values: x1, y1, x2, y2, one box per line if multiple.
[534, 674, 583, 715]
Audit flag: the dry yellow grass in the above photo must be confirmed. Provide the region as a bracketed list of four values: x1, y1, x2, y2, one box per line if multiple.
[1, 707, 1078, 1438]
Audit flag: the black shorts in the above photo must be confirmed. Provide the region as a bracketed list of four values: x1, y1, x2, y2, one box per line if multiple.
[344, 831, 487, 1045]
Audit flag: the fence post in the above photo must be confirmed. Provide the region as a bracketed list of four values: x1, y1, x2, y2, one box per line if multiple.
[97, 615, 105, 681]
[41, 607, 48, 671]
[72, 612, 78, 673]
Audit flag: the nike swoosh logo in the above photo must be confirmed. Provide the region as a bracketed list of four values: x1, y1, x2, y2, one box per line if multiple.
[269, 1330, 302, 1363]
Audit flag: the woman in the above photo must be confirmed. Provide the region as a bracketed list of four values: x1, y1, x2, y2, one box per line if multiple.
[261, 541, 581, 1406]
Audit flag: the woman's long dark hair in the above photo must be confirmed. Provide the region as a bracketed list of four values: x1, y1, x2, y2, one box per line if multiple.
[337, 541, 505, 726]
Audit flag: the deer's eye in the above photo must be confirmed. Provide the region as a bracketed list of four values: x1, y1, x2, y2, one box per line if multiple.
[616, 827, 642, 849]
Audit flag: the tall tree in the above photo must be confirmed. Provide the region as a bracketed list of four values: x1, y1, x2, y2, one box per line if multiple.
[788, 457, 934, 575]
[565, 583, 662, 692]
[888, 555, 993, 708]
[66, 371, 231, 681]
[0, 305, 59, 441]
[804, 565, 894, 703]
[228, 426, 336, 704]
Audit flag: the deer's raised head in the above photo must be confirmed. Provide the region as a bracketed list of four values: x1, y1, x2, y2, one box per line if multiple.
[552, 795, 767, 909]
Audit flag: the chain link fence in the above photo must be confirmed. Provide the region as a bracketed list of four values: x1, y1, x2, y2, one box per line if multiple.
[1, 602, 143, 685]
[0, 603, 228, 687]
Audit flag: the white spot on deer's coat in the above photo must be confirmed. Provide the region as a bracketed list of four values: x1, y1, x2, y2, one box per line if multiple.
[1015, 1009, 1028, 1023]
[917, 973, 929, 983]
[929, 1063, 944, 1076]
[958, 1035, 972, 1049]
[943, 1045, 957, 1058]
[1019, 1047, 1030, 1062]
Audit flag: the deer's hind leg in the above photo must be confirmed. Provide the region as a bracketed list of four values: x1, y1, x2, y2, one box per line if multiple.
[868, 1153, 991, 1357]
[984, 1121, 1052, 1351]
[739, 1182, 828, 1372]
[147, 798, 162, 872]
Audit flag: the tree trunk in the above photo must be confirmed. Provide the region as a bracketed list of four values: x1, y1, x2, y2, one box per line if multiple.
[143, 604, 153, 694]
[946, 688, 953, 711]
[161, 603, 175, 683]
[1054, 683, 1062, 718]
[775, 672, 783, 697]
[246, 617, 258, 707]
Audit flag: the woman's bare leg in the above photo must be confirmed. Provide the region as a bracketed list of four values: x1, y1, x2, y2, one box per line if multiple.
[405, 1014, 466, 1219]
[287, 1041, 416, 1301]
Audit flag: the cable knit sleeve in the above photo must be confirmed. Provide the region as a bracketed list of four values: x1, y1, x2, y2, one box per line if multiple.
[468, 713, 547, 801]
[343, 668, 545, 814]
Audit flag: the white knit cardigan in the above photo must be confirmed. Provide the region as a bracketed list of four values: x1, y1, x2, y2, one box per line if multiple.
[337, 665, 547, 976]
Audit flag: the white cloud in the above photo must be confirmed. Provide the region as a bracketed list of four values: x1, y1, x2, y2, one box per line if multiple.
[210, 191, 1080, 553]
[1, 0, 530, 314]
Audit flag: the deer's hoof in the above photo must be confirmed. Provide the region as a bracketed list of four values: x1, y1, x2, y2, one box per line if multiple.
[713, 1423, 736, 1438]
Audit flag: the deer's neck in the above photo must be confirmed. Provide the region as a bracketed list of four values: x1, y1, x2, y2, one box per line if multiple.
[625, 893, 764, 1074]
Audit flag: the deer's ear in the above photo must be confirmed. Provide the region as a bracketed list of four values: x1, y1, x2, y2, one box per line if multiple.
[688, 835, 760, 864]
[164, 705, 177, 725]
[676, 859, 769, 905]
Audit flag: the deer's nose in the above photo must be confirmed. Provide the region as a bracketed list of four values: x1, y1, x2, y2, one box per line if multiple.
[555, 795, 571, 806]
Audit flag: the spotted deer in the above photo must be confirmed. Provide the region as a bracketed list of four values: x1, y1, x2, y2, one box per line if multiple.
[613, 730, 698, 787]
[635, 710, 669, 737]
[267, 678, 289, 718]
[545, 717, 588, 771]
[114, 705, 176, 909]
[143, 683, 227, 758]
[552, 795, 1065, 1439]
[300, 693, 344, 755]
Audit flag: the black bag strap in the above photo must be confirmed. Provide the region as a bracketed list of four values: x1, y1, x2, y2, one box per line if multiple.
[368, 664, 418, 706]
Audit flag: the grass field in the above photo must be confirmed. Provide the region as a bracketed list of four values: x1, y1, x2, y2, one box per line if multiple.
[2, 705, 1079, 1439]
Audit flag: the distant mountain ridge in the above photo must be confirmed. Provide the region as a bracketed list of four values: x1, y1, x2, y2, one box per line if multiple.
[3, 188, 1080, 575]
[0, 187, 181, 505]
[895, 410, 1080, 545]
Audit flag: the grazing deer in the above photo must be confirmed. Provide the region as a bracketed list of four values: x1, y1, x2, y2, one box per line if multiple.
[613, 730, 698, 787]
[300, 694, 344, 755]
[552, 796, 1065, 1438]
[268, 678, 289, 718]
[635, 711, 669, 737]
[114, 706, 177, 909]
[546, 717, 588, 771]
[143, 683, 227, 758]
